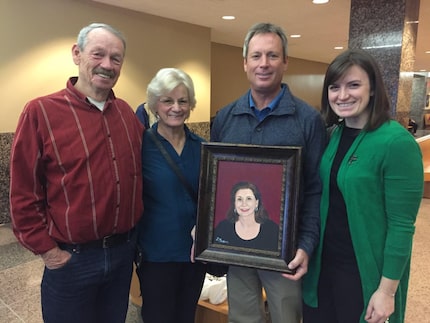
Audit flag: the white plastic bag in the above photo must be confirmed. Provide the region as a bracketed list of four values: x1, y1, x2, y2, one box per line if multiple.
[199, 274, 227, 304]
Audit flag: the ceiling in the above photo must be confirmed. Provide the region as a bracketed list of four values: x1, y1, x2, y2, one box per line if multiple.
[93, 0, 430, 72]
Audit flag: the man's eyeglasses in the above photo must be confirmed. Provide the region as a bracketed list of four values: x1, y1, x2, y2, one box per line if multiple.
[159, 98, 189, 107]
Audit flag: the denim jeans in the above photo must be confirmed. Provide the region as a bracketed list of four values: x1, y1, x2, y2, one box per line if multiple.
[41, 239, 135, 323]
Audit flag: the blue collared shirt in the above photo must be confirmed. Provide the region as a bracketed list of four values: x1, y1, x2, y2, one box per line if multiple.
[249, 84, 286, 121]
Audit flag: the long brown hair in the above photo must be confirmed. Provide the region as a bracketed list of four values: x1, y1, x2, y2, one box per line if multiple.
[321, 49, 391, 131]
[226, 182, 269, 223]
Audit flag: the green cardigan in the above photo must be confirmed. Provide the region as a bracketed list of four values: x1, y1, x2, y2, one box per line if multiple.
[303, 121, 423, 323]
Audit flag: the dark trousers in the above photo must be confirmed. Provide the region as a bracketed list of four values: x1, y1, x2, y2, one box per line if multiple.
[41, 240, 135, 323]
[303, 262, 364, 323]
[136, 261, 206, 323]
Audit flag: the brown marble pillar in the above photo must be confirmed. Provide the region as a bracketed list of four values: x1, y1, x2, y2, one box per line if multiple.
[348, 0, 420, 126]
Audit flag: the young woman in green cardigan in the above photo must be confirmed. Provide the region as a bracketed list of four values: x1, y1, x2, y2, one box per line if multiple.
[302, 49, 423, 323]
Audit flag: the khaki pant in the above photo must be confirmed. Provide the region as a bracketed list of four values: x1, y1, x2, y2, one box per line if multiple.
[227, 266, 302, 323]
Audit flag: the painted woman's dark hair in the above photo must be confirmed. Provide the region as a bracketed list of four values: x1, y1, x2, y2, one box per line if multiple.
[226, 181, 269, 223]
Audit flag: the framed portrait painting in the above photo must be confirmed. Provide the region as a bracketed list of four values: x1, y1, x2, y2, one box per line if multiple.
[194, 142, 302, 274]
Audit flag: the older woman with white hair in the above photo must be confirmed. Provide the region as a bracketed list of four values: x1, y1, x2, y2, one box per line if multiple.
[135, 68, 206, 323]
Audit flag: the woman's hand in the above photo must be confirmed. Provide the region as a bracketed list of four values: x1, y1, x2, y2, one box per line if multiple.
[365, 277, 398, 323]
[190, 225, 196, 262]
[364, 289, 395, 323]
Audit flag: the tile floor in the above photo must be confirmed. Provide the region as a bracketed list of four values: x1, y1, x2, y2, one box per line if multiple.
[0, 198, 429, 322]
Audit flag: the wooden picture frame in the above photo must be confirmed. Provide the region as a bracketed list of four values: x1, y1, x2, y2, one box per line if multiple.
[195, 142, 302, 273]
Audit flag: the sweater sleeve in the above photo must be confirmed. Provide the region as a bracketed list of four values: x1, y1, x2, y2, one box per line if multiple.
[296, 112, 327, 257]
[382, 133, 423, 279]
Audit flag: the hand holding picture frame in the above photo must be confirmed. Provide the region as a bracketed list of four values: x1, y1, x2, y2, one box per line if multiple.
[194, 142, 302, 274]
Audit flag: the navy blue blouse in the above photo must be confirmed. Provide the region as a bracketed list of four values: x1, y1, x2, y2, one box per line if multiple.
[137, 123, 204, 262]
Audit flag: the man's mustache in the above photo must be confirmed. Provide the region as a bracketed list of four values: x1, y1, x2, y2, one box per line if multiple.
[94, 68, 115, 78]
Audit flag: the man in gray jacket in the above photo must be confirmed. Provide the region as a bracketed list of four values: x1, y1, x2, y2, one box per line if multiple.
[211, 22, 326, 323]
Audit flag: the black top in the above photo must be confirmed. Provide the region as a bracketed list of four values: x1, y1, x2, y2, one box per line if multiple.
[214, 219, 279, 252]
[323, 126, 361, 271]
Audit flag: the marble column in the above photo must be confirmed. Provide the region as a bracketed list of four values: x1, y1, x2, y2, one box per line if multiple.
[0, 133, 13, 224]
[348, 0, 420, 126]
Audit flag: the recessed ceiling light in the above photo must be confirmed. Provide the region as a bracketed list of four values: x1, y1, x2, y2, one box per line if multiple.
[222, 16, 235, 20]
[312, 0, 329, 4]
[290, 34, 301, 38]
[425, 51, 430, 54]
[334, 46, 344, 50]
